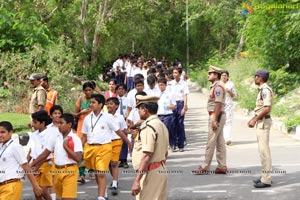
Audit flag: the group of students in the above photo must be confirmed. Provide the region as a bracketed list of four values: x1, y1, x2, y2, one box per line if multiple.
[0, 54, 190, 200]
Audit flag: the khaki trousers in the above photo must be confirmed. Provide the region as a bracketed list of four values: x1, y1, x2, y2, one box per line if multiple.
[202, 113, 226, 170]
[136, 164, 168, 200]
[256, 118, 272, 184]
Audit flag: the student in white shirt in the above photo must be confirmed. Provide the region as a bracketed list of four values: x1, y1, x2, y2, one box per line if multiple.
[81, 94, 132, 200]
[106, 97, 129, 196]
[0, 121, 42, 199]
[169, 67, 189, 152]
[27, 110, 53, 200]
[157, 77, 177, 151]
[30, 114, 83, 200]
[144, 75, 160, 97]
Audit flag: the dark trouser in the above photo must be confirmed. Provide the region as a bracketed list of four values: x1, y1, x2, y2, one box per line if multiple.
[173, 101, 185, 148]
[159, 114, 175, 147]
[119, 138, 128, 162]
[126, 77, 134, 92]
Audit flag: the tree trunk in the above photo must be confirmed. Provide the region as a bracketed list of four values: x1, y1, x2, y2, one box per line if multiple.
[79, 0, 88, 68]
[91, 0, 108, 65]
[235, 20, 248, 59]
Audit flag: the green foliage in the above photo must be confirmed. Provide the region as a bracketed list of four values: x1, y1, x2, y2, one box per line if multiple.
[0, 88, 10, 98]
[269, 68, 300, 96]
[0, 112, 30, 133]
[285, 115, 300, 132]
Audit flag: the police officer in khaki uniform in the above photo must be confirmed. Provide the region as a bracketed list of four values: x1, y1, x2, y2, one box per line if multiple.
[29, 73, 47, 114]
[248, 70, 273, 188]
[192, 66, 227, 175]
[131, 95, 169, 200]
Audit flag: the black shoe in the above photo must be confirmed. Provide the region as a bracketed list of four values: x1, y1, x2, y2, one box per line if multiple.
[254, 182, 271, 188]
[123, 163, 129, 168]
[118, 162, 124, 168]
[111, 186, 118, 195]
[253, 178, 261, 184]
[171, 146, 177, 152]
[253, 178, 273, 184]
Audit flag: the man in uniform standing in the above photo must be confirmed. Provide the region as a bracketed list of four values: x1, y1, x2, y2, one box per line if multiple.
[192, 66, 227, 175]
[248, 70, 273, 188]
[131, 95, 169, 200]
[29, 73, 47, 114]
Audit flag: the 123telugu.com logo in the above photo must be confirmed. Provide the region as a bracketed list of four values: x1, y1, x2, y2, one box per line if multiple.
[240, 2, 254, 16]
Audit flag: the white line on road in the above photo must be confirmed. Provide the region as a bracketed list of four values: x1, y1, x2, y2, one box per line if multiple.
[77, 191, 86, 194]
[193, 190, 227, 193]
[251, 190, 275, 193]
[120, 191, 132, 193]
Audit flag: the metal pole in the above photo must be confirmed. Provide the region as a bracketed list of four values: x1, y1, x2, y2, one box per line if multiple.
[186, 0, 189, 76]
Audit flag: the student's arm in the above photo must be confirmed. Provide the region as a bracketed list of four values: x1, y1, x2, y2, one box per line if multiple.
[63, 138, 83, 163]
[27, 149, 32, 163]
[30, 149, 51, 169]
[21, 163, 43, 197]
[115, 130, 132, 152]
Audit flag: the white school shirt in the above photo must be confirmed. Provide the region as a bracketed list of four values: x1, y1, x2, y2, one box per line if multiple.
[116, 95, 129, 118]
[126, 64, 137, 77]
[157, 90, 176, 115]
[46, 131, 83, 165]
[144, 85, 161, 97]
[0, 139, 27, 182]
[127, 88, 138, 108]
[82, 111, 119, 144]
[28, 128, 53, 160]
[111, 113, 127, 140]
[127, 108, 140, 125]
[169, 79, 189, 101]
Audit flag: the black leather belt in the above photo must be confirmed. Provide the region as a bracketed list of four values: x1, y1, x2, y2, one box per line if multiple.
[264, 115, 271, 119]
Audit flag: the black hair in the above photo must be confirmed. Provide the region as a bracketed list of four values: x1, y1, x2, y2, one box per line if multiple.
[106, 97, 120, 106]
[41, 76, 49, 82]
[134, 73, 144, 82]
[31, 110, 52, 126]
[158, 77, 167, 85]
[109, 79, 117, 85]
[91, 94, 106, 107]
[139, 102, 158, 114]
[50, 105, 63, 116]
[135, 91, 147, 98]
[147, 75, 156, 85]
[214, 72, 221, 80]
[222, 70, 229, 77]
[147, 68, 156, 75]
[116, 84, 126, 90]
[173, 67, 182, 74]
[60, 113, 74, 126]
[134, 79, 144, 87]
[83, 81, 95, 91]
[0, 121, 13, 132]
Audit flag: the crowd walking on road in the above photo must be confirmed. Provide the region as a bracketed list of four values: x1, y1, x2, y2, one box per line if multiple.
[0, 52, 275, 199]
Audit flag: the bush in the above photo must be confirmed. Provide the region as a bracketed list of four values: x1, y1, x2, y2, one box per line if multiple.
[269, 68, 300, 97]
[285, 115, 300, 132]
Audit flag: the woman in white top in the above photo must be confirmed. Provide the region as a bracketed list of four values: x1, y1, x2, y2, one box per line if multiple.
[221, 70, 237, 145]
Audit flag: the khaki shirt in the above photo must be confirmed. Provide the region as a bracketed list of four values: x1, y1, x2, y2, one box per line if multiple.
[254, 83, 273, 115]
[132, 115, 169, 170]
[29, 85, 47, 114]
[207, 81, 225, 112]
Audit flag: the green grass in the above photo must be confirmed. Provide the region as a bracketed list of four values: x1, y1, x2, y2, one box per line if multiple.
[0, 112, 30, 133]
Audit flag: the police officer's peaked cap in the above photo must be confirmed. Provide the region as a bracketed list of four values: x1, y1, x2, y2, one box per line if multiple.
[136, 95, 160, 108]
[208, 65, 223, 74]
[29, 73, 43, 80]
[255, 70, 269, 81]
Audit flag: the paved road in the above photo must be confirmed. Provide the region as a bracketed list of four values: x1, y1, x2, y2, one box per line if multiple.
[21, 84, 300, 200]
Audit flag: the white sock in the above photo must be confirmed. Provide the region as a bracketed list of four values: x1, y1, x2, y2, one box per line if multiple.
[98, 197, 105, 200]
[50, 193, 56, 200]
[104, 188, 108, 198]
[112, 180, 118, 188]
